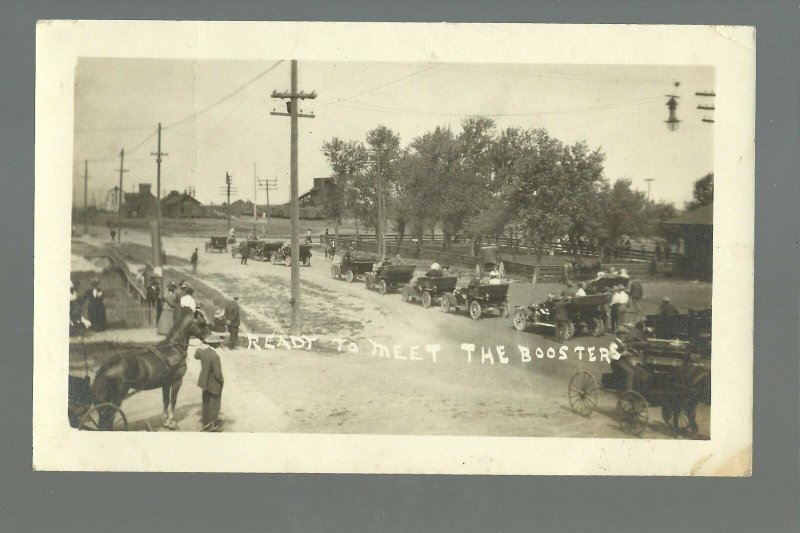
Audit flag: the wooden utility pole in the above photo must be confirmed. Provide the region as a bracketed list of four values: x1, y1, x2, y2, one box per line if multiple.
[644, 178, 655, 201]
[151, 123, 168, 275]
[376, 155, 383, 259]
[82, 160, 88, 235]
[225, 172, 233, 229]
[257, 176, 278, 235]
[270, 60, 316, 335]
[253, 162, 258, 234]
[115, 149, 128, 243]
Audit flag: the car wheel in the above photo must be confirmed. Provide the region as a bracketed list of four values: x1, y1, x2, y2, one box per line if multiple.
[469, 300, 482, 320]
[421, 291, 432, 308]
[379, 280, 388, 295]
[441, 297, 451, 313]
[345, 269, 354, 283]
[512, 310, 527, 331]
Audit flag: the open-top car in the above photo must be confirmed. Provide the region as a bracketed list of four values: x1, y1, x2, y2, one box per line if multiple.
[441, 281, 510, 320]
[512, 293, 611, 340]
[402, 275, 458, 308]
[365, 264, 416, 295]
[204, 236, 229, 253]
[330, 254, 376, 283]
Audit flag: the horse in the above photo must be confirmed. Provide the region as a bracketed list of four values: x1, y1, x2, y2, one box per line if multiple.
[325, 242, 336, 261]
[90, 308, 210, 430]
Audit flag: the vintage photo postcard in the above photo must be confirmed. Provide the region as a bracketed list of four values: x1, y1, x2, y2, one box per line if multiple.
[34, 22, 754, 475]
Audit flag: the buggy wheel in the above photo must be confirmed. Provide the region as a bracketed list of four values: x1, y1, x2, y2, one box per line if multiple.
[661, 402, 695, 434]
[561, 320, 576, 341]
[568, 371, 598, 417]
[617, 391, 649, 436]
[469, 300, 482, 320]
[421, 291, 432, 308]
[344, 269, 354, 283]
[378, 280, 388, 295]
[441, 296, 451, 313]
[590, 318, 605, 337]
[330, 266, 338, 279]
[79, 403, 128, 431]
[512, 310, 528, 331]
[285, 256, 292, 267]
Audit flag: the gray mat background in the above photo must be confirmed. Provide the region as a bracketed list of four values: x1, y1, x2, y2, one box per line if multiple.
[3, 1, 797, 531]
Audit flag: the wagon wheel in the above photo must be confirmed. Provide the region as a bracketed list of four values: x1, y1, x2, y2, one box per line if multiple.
[378, 280, 388, 295]
[421, 291, 432, 308]
[79, 403, 128, 431]
[304, 256, 310, 267]
[661, 396, 697, 435]
[365, 276, 373, 290]
[616, 391, 649, 436]
[512, 309, 528, 331]
[590, 318, 605, 337]
[330, 266, 338, 279]
[469, 300, 482, 320]
[285, 256, 292, 267]
[568, 371, 598, 417]
[402, 287, 413, 303]
[441, 296, 451, 313]
[558, 320, 576, 341]
[344, 269, 354, 283]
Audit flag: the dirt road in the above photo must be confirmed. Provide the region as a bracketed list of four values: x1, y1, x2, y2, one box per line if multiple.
[77, 228, 710, 438]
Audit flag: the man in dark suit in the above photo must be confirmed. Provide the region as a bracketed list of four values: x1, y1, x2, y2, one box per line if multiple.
[195, 334, 224, 431]
[224, 296, 241, 349]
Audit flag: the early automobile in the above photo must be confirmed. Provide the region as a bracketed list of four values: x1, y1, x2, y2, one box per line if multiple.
[365, 264, 416, 295]
[330, 254, 376, 283]
[440, 281, 510, 320]
[272, 243, 312, 266]
[204, 235, 229, 253]
[512, 293, 610, 340]
[401, 275, 459, 308]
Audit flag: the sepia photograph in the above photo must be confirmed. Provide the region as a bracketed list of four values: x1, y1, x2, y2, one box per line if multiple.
[35, 22, 754, 474]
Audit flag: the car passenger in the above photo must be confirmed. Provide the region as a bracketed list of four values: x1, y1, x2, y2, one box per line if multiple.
[488, 271, 503, 285]
[426, 263, 443, 278]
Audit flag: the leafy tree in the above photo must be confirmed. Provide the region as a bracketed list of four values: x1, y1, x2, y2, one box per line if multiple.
[686, 172, 713, 210]
[321, 137, 370, 235]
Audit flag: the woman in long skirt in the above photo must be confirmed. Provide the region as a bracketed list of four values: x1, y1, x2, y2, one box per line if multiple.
[157, 281, 179, 335]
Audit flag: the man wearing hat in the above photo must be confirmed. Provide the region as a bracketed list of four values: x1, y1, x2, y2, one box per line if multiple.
[224, 296, 241, 350]
[180, 283, 197, 313]
[84, 277, 106, 331]
[609, 285, 629, 333]
[658, 296, 679, 318]
[194, 334, 224, 431]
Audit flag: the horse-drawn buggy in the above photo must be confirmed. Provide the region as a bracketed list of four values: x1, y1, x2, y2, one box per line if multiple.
[567, 337, 711, 437]
[402, 275, 459, 308]
[440, 281, 510, 319]
[204, 235, 229, 253]
[365, 264, 416, 295]
[330, 255, 376, 283]
[68, 309, 211, 431]
[272, 243, 312, 266]
[512, 293, 610, 340]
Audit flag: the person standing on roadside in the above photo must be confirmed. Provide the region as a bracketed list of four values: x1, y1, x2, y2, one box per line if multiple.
[240, 242, 249, 265]
[195, 334, 224, 431]
[224, 296, 241, 350]
[190, 248, 199, 273]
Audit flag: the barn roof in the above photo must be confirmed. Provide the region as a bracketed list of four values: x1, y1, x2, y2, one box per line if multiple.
[667, 204, 713, 226]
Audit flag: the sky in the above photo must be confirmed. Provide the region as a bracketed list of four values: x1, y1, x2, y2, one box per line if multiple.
[73, 59, 714, 209]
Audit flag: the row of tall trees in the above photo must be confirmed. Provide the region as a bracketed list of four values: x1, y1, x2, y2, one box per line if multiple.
[321, 118, 692, 259]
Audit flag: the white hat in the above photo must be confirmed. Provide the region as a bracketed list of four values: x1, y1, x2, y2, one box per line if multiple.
[490, 270, 499, 278]
[431, 263, 441, 270]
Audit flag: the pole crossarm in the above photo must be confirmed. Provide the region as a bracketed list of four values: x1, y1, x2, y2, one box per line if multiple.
[270, 111, 316, 118]
[271, 90, 317, 100]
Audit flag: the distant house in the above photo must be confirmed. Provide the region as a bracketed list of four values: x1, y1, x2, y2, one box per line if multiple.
[228, 199, 256, 217]
[667, 203, 713, 280]
[103, 186, 123, 212]
[162, 190, 203, 218]
[298, 177, 334, 207]
[122, 183, 157, 218]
